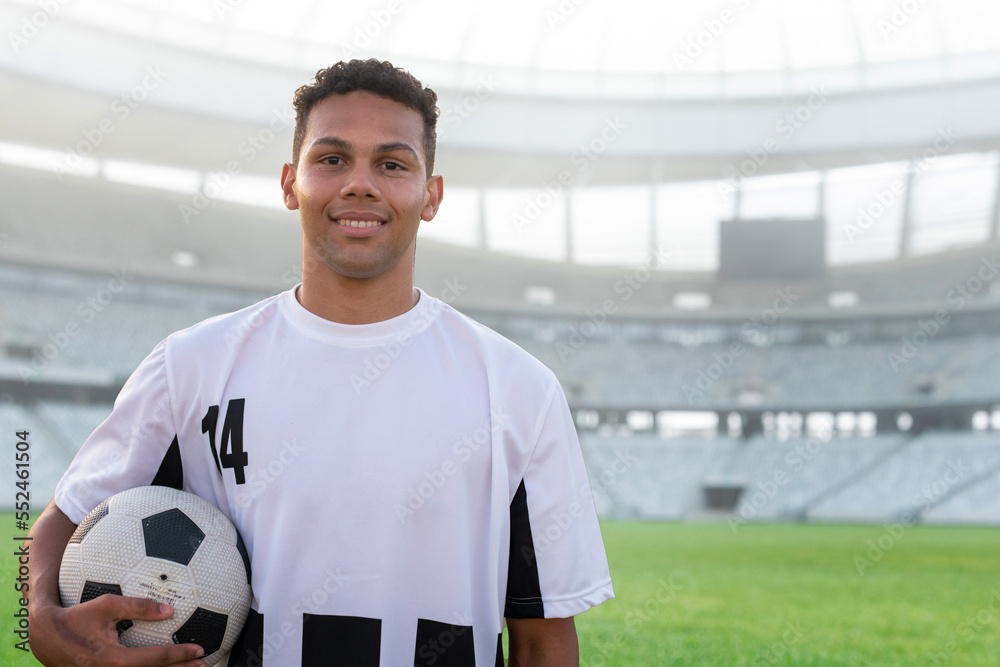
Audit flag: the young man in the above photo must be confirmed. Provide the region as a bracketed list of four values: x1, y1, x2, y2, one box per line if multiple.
[27, 59, 613, 666]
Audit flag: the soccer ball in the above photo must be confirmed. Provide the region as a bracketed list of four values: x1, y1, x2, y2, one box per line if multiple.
[59, 486, 252, 666]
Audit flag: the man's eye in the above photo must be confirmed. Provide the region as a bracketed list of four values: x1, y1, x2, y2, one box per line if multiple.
[383, 161, 403, 170]
[323, 156, 342, 165]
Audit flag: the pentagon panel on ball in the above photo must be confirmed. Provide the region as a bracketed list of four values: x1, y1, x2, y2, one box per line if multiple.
[58, 486, 253, 666]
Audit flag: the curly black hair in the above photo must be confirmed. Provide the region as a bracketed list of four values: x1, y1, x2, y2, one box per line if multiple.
[291, 59, 439, 176]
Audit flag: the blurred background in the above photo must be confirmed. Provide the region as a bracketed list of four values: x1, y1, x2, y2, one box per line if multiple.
[4, 0, 1000, 524]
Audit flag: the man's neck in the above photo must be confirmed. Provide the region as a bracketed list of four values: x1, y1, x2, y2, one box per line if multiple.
[297, 267, 419, 325]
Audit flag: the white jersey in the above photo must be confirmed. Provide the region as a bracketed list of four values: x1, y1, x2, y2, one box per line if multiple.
[55, 286, 613, 666]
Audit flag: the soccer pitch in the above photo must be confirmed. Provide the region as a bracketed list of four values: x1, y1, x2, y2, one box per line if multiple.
[2, 520, 998, 666]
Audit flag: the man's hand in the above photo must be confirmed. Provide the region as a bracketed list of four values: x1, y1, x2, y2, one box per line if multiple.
[507, 616, 579, 667]
[31, 596, 206, 667]
[26, 500, 206, 667]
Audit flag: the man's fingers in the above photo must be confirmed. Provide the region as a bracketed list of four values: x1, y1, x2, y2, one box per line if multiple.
[84, 593, 174, 622]
[102, 641, 205, 667]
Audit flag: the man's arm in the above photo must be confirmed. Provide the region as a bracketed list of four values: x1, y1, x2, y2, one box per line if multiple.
[26, 499, 206, 667]
[506, 616, 579, 667]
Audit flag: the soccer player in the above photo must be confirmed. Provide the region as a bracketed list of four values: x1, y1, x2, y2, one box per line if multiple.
[26, 59, 613, 666]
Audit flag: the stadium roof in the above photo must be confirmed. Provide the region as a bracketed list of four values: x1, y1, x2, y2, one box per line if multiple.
[1, 0, 999, 268]
[19, 0, 1000, 98]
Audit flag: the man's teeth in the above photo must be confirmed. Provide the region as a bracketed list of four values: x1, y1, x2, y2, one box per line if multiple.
[337, 219, 383, 228]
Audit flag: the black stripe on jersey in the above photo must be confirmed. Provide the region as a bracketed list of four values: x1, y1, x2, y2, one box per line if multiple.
[414, 618, 475, 666]
[302, 614, 381, 666]
[504, 479, 544, 619]
[150, 435, 183, 489]
[227, 608, 263, 667]
[495, 633, 503, 667]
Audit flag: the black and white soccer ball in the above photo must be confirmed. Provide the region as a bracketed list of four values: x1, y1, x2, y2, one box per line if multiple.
[59, 486, 252, 666]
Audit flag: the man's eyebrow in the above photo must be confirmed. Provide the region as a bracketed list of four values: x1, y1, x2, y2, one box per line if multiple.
[374, 142, 420, 161]
[307, 137, 420, 162]
[308, 136, 351, 152]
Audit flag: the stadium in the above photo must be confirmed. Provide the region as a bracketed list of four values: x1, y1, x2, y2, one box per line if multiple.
[2, 0, 1000, 665]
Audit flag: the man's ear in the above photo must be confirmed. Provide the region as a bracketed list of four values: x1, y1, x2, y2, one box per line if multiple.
[420, 175, 444, 221]
[281, 163, 299, 211]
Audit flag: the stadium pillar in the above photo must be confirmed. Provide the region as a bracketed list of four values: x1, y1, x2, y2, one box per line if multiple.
[741, 411, 762, 439]
[874, 410, 899, 434]
[477, 188, 487, 249]
[898, 168, 917, 257]
[991, 161, 1000, 240]
[565, 188, 574, 263]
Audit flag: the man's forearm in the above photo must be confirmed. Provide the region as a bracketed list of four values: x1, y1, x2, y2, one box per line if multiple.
[25, 500, 77, 615]
[507, 617, 579, 667]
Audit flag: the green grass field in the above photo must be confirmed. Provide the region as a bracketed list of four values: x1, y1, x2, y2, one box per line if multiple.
[3, 519, 998, 666]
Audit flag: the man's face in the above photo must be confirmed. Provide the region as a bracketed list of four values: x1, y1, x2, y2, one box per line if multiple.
[281, 91, 442, 280]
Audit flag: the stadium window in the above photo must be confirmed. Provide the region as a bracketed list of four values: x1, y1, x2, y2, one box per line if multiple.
[575, 410, 600, 430]
[0, 141, 99, 177]
[102, 160, 201, 194]
[655, 180, 730, 272]
[483, 188, 567, 261]
[761, 411, 776, 434]
[170, 251, 199, 269]
[836, 411, 857, 434]
[626, 411, 655, 431]
[972, 411, 990, 431]
[418, 187, 480, 248]
[825, 161, 908, 265]
[672, 292, 712, 311]
[571, 186, 650, 266]
[827, 291, 859, 309]
[807, 412, 835, 438]
[857, 412, 877, 436]
[206, 175, 284, 209]
[739, 171, 822, 220]
[524, 286, 556, 306]
[909, 152, 997, 255]
[897, 412, 914, 432]
[727, 412, 743, 438]
[657, 411, 718, 438]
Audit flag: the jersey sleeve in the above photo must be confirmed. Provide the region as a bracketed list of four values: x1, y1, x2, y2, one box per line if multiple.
[504, 381, 614, 619]
[54, 339, 182, 524]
